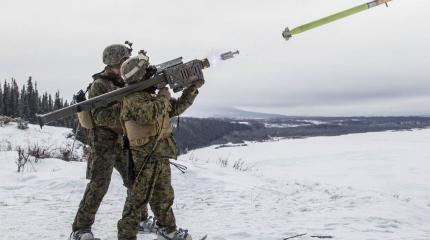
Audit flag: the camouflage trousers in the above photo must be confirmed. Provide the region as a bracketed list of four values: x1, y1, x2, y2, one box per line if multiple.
[117, 150, 176, 240]
[72, 128, 148, 231]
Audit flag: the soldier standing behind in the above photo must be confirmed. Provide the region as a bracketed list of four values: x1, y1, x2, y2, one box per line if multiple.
[117, 53, 204, 240]
[71, 43, 148, 240]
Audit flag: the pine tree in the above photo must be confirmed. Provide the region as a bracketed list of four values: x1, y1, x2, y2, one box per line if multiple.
[48, 94, 53, 112]
[40, 92, 49, 113]
[26, 77, 39, 122]
[34, 81, 40, 115]
[3, 81, 11, 116]
[0, 83, 3, 115]
[11, 79, 20, 117]
[19, 85, 27, 117]
[54, 91, 62, 110]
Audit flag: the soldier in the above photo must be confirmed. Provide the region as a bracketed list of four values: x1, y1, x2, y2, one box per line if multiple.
[116, 52, 204, 240]
[71, 43, 150, 240]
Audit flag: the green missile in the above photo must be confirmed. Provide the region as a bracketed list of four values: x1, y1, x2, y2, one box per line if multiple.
[283, 0, 392, 41]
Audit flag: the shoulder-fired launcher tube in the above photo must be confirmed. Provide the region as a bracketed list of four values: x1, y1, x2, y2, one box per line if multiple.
[283, 0, 392, 40]
[36, 75, 166, 127]
[36, 50, 239, 128]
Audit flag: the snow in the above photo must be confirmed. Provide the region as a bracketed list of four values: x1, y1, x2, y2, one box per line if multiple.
[264, 123, 308, 128]
[0, 122, 84, 158]
[235, 121, 251, 126]
[264, 120, 328, 128]
[302, 120, 327, 125]
[1, 123, 430, 240]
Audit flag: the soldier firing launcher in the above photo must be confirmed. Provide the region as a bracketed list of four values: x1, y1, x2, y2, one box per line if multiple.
[283, 0, 392, 41]
[36, 50, 239, 127]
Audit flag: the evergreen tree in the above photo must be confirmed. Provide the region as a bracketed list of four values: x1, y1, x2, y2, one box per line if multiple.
[40, 92, 49, 113]
[48, 94, 53, 112]
[3, 81, 11, 116]
[11, 79, 20, 117]
[19, 85, 27, 117]
[0, 83, 3, 115]
[54, 91, 63, 110]
[26, 77, 38, 122]
[34, 81, 40, 114]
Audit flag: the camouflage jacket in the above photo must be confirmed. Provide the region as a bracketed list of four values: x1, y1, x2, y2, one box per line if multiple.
[121, 85, 199, 159]
[88, 68, 124, 136]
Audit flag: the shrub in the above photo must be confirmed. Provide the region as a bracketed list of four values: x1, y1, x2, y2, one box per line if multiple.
[217, 157, 229, 168]
[16, 146, 39, 173]
[16, 118, 29, 130]
[15, 141, 84, 172]
[232, 158, 254, 172]
[0, 116, 12, 126]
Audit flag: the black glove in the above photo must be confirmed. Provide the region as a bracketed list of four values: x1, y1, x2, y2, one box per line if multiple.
[144, 65, 158, 79]
[73, 90, 86, 103]
[192, 79, 205, 89]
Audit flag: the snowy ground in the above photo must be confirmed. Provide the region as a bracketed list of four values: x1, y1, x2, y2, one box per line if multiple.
[1, 123, 430, 240]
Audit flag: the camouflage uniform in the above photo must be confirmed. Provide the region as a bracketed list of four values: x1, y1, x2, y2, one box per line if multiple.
[72, 68, 148, 231]
[117, 86, 199, 240]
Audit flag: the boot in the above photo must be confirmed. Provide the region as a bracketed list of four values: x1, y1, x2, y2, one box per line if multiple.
[157, 228, 192, 240]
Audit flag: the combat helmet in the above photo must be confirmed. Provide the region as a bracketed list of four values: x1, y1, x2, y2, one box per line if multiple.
[103, 41, 133, 66]
[120, 50, 150, 84]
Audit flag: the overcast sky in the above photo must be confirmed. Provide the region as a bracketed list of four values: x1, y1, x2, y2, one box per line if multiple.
[0, 0, 429, 116]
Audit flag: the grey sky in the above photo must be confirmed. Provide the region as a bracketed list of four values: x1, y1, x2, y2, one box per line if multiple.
[0, 0, 429, 116]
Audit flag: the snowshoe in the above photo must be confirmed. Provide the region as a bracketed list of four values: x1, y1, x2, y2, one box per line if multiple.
[71, 229, 100, 240]
[139, 216, 158, 234]
[156, 228, 192, 240]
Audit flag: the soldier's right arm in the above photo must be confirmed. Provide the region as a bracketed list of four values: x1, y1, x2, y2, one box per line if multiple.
[169, 85, 199, 118]
[88, 80, 121, 127]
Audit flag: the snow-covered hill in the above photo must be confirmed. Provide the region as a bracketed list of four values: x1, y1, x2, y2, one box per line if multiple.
[1, 124, 430, 240]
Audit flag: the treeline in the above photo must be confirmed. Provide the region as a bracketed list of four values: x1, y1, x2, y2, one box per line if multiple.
[0, 77, 75, 127]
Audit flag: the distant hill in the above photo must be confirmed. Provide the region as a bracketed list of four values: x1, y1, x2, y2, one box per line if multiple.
[173, 116, 430, 153]
[183, 106, 287, 119]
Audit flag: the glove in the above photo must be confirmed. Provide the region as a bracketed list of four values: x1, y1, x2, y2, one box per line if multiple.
[144, 65, 158, 80]
[192, 79, 205, 89]
[73, 90, 86, 103]
[158, 87, 171, 100]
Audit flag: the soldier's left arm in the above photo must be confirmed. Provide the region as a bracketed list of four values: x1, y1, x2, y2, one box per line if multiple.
[169, 85, 199, 117]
